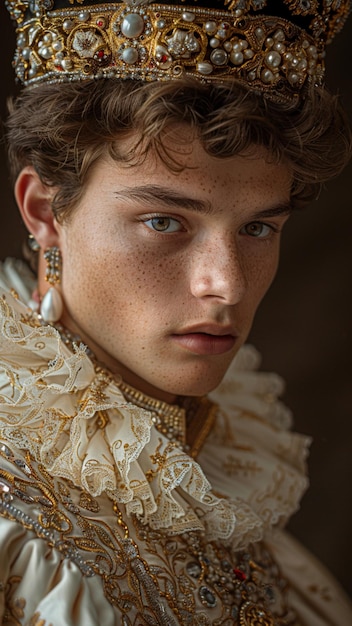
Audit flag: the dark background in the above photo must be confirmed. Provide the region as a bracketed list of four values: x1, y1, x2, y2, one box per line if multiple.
[1, 4, 351, 596]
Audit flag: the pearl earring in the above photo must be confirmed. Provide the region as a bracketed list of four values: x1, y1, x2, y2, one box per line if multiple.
[40, 247, 64, 323]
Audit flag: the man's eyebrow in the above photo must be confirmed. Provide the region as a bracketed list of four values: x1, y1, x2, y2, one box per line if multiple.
[114, 185, 213, 214]
[250, 203, 292, 220]
[114, 185, 292, 218]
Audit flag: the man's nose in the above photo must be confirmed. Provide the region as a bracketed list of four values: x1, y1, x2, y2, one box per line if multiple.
[189, 235, 247, 305]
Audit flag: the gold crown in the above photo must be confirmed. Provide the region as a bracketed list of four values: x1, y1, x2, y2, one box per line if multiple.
[6, 0, 352, 101]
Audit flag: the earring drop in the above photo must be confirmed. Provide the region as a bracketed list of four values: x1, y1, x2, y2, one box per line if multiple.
[28, 234, 40, 252]
[40, 246, 64, 323]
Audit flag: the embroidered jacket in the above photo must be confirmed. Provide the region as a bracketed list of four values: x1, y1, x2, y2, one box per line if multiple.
[0, 259, 351, 625]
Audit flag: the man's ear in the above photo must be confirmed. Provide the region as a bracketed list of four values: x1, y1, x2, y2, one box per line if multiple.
[15, 166, 60, 248]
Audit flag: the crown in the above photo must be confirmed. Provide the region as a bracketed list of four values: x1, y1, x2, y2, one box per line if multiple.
[6, 0, 352, 101]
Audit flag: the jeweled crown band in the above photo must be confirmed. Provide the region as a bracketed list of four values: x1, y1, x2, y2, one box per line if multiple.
[6, 0, 352, 100]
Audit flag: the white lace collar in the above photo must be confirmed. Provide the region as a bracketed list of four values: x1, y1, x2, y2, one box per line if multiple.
[0, 258, 310, 549]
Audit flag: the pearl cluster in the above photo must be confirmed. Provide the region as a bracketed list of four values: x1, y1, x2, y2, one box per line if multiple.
[43, 246, 62, 285]
[8, 0, 347, 99]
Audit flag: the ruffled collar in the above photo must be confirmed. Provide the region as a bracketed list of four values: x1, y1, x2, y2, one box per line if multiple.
[0, 258, 310, 549]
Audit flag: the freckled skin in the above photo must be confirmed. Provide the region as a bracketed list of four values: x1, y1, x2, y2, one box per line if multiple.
[55, 138, 292, 403]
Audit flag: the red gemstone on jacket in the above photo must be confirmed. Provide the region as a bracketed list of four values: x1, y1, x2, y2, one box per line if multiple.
[233, 568, 247, 581]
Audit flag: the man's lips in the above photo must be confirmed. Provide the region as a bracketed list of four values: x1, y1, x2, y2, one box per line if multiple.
[171, 325, 239, 356]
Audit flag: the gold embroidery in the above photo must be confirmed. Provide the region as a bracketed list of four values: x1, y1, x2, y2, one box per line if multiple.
[3, 577, 26, 626]
[0, 445, 178, 623]
[0, 443, 299, 625]
[79, 490, 100, 512]
[78, 372, 110, 411]
[133, 517, 297, 625]
[20, 312, 42, 329]
[239, 600, 275, 625]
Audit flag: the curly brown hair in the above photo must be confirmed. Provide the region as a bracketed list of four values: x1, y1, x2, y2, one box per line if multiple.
[6, 78, 351, 221]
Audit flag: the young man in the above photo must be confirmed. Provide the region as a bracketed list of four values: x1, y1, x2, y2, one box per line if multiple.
[0, 0, 351, 623]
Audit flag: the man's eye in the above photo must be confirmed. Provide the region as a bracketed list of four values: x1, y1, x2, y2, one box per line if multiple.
[144, 216, 182, 233]
[241, 222, 274, 238]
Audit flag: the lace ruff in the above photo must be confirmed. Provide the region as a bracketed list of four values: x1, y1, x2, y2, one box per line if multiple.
[0, 258, 310, 549]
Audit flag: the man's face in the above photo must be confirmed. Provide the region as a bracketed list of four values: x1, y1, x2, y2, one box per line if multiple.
[56, 136, 292, 402]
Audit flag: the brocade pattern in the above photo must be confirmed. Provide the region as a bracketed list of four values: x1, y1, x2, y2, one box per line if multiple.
[0, 444, 297, 624]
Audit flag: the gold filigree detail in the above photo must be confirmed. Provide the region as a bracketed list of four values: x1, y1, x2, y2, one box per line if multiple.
[284, 0, 319, 16]
[0, 442, 300, 624]
[133, 517, 297, 624]
[19, 312, 42, 329]
[239, 600, 275, 625]
[79, 490, 100, 511]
